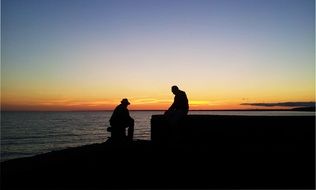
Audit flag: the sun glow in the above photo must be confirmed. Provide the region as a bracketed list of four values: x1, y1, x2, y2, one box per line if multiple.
[2, 0, 314, 111]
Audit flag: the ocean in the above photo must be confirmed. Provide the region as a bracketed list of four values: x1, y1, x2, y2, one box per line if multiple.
[1, 110, 314, 161]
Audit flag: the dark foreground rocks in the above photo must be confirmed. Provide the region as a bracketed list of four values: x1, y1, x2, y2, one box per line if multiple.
[1, 115, 315, 189]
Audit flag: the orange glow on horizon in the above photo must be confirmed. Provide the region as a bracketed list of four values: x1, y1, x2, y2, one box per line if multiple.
[2, 97, 313, 111]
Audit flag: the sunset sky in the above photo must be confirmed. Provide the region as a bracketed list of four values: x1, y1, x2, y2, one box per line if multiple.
[2, 0, 315, 111]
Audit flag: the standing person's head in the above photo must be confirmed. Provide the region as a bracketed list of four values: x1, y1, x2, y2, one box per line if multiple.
[121, 98, 130, 107]
[171, 85, 179, 95]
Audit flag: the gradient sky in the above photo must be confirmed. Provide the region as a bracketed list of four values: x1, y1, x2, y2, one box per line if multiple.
[2, 0, 315, 110]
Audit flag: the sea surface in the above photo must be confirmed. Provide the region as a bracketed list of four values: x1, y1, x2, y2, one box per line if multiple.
[1, 110, 314, 161]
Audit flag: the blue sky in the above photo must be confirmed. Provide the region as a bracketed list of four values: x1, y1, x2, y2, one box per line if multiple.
[2, 0, 315, 110]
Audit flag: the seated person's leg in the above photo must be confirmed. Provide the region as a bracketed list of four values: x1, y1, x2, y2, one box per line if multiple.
[111, 126, 126, 142]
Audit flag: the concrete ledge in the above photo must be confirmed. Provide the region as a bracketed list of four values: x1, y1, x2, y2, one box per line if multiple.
[151, 115, 315, 152]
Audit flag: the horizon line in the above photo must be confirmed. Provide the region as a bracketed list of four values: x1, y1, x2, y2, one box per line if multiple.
[1, 108, 306, 112]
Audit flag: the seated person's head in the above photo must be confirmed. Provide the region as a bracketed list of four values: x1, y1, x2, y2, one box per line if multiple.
[171, 85, 179, 95]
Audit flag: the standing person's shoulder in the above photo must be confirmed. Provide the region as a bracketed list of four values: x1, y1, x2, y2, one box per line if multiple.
[114, 104, 121, 109]
[115, 104, 124, 111]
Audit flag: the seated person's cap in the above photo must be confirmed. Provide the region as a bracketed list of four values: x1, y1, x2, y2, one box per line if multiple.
[121, 98, 130, 105]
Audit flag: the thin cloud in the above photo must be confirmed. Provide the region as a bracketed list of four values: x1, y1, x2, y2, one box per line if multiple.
[241, 102, 315, 107]
[131, 98, 172, 104]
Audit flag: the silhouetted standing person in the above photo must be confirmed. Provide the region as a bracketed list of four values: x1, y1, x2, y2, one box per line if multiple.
[109, 99, 134, 142]
[164, 85, 189, 126]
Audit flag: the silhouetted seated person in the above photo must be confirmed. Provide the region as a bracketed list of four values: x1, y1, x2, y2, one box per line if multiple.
[108, 98, 134, 143]
[164, 85, 189, 127]
[163, 86, 189, 147]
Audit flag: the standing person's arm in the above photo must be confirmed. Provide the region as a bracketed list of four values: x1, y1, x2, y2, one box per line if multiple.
[127, 110, 134, 122]
[122, 108, 134, 124]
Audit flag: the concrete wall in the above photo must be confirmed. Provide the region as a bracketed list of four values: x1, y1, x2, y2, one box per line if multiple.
[151, 115, 315, 153]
